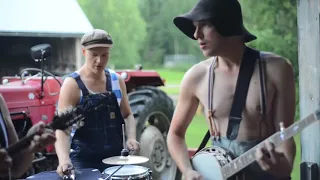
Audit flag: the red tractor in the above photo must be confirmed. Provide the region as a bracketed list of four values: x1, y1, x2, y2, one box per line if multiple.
[0, 44, 181, 179]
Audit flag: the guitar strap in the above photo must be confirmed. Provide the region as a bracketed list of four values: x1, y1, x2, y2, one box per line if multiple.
[195, 46, 265, 153]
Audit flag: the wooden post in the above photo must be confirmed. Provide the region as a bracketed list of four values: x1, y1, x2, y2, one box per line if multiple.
[297, 0, 320, 176]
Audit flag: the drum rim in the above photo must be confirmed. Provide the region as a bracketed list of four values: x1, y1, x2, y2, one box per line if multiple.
[103, 165, 150, 178]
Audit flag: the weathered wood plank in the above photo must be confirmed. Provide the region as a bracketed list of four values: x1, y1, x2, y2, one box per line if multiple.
[297, 0, 320, 175]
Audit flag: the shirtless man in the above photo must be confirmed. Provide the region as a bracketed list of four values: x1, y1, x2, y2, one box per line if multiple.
[167, 0, 296, 179]
[55, 29, 140, 177]
[0, 93, 56, 178]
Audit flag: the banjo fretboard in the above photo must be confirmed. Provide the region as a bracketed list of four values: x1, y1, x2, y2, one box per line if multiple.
[221, 112, 319, 179]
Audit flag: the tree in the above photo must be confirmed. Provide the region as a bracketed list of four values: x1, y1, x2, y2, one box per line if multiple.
[78, 0, 147, 68]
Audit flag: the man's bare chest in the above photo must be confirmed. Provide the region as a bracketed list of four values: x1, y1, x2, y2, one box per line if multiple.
[82, 78, 107, 93]
[196, 70, 275, 119]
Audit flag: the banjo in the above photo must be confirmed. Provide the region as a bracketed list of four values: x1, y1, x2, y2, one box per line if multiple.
[191, 109, 320, 180]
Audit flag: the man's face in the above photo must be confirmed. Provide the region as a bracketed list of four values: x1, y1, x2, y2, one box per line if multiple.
[193, 20, 225, 57]
[82, 47, 110, 73]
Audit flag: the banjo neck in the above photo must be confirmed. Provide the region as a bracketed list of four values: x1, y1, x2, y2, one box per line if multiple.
[221, 112, 320, 179]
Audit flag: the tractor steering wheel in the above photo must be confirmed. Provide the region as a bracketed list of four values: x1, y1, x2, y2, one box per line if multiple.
[19, 68, 62, 92]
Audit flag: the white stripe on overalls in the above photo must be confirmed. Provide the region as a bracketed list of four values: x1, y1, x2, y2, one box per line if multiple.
[107, 69, 122, 106]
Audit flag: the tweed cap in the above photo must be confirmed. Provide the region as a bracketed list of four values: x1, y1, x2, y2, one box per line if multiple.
[81, 29, 113, 49]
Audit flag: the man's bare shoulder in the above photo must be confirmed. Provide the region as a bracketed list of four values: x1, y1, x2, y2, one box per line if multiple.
[260, 51, 294, 82]
[260, 51, 293, 68]
[62, 77, 79, 88]
[60, 77, 80, 95]
[182, 57, 214, 83]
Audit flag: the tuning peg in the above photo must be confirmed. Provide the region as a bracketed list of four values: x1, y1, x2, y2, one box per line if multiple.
[279, 122, 285, 140]
[79, 121, 85, 127]
[279, 122, 285, 133]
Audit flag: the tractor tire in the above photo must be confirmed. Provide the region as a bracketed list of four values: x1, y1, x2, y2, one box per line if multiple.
[128, 86, 181, 180]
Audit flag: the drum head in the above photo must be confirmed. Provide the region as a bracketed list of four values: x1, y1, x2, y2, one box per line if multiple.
[103, 165, 148, 177]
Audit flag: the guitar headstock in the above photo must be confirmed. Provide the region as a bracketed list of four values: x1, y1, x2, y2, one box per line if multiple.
[49, 106, 85, 131]
[49, 101, 108, 131]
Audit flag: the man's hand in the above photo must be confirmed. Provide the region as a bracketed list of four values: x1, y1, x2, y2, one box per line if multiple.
[56, 161, 75, 177]
[0, 148, 12, 177]
[256, 140, 292, 178]
[182, 169, 203, 180]
[27, 122, 56, 153]
[126, 139, 140, 152]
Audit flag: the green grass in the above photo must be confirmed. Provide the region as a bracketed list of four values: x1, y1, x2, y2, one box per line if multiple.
[153, 68, 185, 84]
[155, 68, 301, 179]
[147, 68, 185, 95]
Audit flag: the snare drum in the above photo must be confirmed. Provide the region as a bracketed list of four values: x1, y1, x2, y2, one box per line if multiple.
[102, 165, 152, 180]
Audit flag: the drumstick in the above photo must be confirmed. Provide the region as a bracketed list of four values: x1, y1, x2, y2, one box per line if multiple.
[104, 165, 124, 180]
[122, 124, 126, 149]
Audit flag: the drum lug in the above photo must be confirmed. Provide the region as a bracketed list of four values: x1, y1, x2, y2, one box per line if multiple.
[148, 169, 153, 179]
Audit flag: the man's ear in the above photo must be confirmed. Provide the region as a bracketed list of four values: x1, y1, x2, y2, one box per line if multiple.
[82, 48, 86, 56]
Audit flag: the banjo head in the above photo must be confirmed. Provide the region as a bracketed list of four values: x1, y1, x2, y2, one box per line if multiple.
[191, 146, 238, 180]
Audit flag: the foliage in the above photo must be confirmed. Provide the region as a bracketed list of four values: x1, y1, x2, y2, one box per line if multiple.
[138, 0, 204, 67]
[241, 0, 298, 78]
[77, 0, 147, 68]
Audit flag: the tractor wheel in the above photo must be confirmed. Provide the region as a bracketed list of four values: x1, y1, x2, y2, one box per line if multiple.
[128, 86, 181, 180]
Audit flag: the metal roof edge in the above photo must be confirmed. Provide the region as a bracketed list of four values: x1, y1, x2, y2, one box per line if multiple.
[0, 31, 85, 38]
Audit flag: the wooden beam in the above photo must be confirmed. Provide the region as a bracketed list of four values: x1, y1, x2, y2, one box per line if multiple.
[297, 0, 320, 175]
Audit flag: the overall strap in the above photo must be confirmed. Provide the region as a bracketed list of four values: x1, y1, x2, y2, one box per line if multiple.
[258, 53, 268, 137]
[69, 72, 89, 96]
[258, 55, 267, 118]
[195, 58, 216, 154]
[104, 69, 113, 92]
[227, 47, 260, 140]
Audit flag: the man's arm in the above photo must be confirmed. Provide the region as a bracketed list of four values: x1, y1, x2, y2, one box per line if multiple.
[272, 58, 296, 171]
[55, 77, 80, 165]
[167, 67, 200, 174]
[0, 94, 34, 177]
[117, 75, 136, 141]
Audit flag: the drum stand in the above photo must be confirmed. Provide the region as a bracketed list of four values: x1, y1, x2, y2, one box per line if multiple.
[103, 124, 129, 180]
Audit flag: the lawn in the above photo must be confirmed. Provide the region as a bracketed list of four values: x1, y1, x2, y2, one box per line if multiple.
[151, 68, 301, 180]
[154, 68, 184, 95]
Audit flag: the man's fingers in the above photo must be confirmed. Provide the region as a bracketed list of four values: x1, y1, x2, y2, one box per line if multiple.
[256, 147, 273, 171]
[39, 133, 56, 145]
[0, 149, 7, 160]
[4, 155, 12, 167]
[265, 141, 278, 164]
[63, 165, 75, 176]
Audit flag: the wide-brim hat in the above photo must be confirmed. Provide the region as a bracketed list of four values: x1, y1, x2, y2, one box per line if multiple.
[173, 0, 257, 43]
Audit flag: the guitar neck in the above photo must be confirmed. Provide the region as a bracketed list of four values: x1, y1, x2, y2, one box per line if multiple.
[6, 130, 39, 156]
[221, 113, 318, 178]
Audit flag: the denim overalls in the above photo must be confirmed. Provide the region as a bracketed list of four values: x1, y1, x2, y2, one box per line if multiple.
[68, 69, 124, 172]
